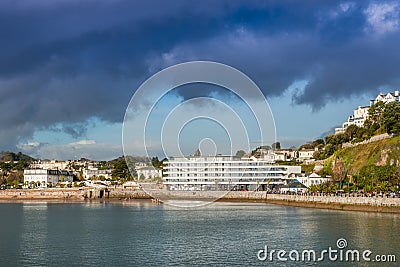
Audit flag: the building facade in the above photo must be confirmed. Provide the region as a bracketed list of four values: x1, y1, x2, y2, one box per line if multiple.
[335, 90, 400, 134]
[163, 156, 301, 191]
[30, 160, 69, 170]
[23, 169, 74, 188]
[298, 148, 317, 162]
[137, 166, 162, 180]
[296, 173, 331, 188]
[371, 90, 400, 106]
[83, 169, 112, 180]
[335, 106, 370, 134]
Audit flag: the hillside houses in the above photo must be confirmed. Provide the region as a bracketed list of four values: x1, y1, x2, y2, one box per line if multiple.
[371, 90, 400, 105]
[83, 169, 112, 180]
[251, 146, 318, 163]
[136, 166, 162, 180]
[23, 169, 74, 188]
[336, 90, 400, 134]
[298, 148, 317, 162]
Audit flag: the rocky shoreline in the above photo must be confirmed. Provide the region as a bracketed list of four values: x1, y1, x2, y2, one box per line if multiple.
[1, 189, 400, 213]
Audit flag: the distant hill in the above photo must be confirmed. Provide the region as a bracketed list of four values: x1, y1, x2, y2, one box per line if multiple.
[0, 151, 36, 162]
[108, 155, 150, 164]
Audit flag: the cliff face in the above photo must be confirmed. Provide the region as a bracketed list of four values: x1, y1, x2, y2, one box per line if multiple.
[327, 136, 400, 175]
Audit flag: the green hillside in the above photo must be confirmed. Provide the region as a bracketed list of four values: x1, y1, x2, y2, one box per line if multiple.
[319, 136, 400, 192]
[326, 136, 400, 175]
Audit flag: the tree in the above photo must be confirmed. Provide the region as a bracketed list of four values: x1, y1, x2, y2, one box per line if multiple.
[345, 125, 362, 140]
[112, 160, 132, 180]
[308, 184, 318, 193]
[377, 181, 393, 192]
[301, 164, 315, 174]
[364, 101, 385, 135]
[235, 150, 246, 158]
[151, 157, 163, 169]
[272, 142, 281, 150]
[357, 165, 399, 191]
[325, 133, 348, 147]
[382, 102, 400, 134]
[368, 101, 385, 126]
[0, 162, 12, 172]
[311, 139, 325, 148]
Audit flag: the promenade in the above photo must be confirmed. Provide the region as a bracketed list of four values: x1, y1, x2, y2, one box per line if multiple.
[1, 189, 400, 213]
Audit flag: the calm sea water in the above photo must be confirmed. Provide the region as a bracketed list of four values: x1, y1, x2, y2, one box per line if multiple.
[0, 201, 399, 266]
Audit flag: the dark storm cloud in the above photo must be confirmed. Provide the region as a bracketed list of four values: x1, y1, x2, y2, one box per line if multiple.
[1, 0, 399, 148]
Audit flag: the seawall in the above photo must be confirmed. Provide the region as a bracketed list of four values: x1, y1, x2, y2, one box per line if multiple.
[138, 190, 400, 213]
[0, 188, 85, 200]
[1, 189, 400, 213]
[218, 192, 400, 213]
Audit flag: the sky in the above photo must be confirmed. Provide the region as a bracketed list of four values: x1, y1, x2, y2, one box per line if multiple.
[1, 0, 400, 160]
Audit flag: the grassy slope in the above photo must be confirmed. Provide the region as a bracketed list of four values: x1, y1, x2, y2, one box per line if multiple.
[325, 136, 400, 175]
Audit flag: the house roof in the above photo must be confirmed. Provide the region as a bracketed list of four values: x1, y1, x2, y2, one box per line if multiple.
[309, 172, 321, 178]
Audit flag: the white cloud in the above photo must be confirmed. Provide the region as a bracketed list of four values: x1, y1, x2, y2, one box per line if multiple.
[70, 140, 96, 145]
[364, 2, 400, 35]
[340, 2, 355, 13]
[327, 2, 356, 19]
[25, 141, 41, 147]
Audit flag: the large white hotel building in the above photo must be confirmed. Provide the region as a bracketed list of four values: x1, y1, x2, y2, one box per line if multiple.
[163, 155, 301, 191]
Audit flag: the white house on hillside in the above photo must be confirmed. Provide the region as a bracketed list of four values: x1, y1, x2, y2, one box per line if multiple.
[83, 169, 112, 180]
[335, 90, 400, 134]
[30, 160, 69, 170]
[24, 169, 74, 188]
[298, 148, 317, 162]
[371, 90, 400, 105]
[272, 149, 296, 162]
[136, 166, 162, 180]
[335, 106, 370, 134]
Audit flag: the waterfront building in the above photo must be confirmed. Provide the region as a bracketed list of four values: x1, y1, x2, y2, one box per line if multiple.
[83, 169, 112, 180]
[163, 155, 301, 191]
[136, 166, 162, 180]
[122, 181, 140, 189]
[280, 181, 307, 193]
[23, 169, 74, 188]
[296, 173, 331, 188]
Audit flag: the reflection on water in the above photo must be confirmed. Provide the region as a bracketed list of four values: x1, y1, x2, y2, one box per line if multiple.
[0, 201, 398, 266]
[22, 202, 48, 210]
